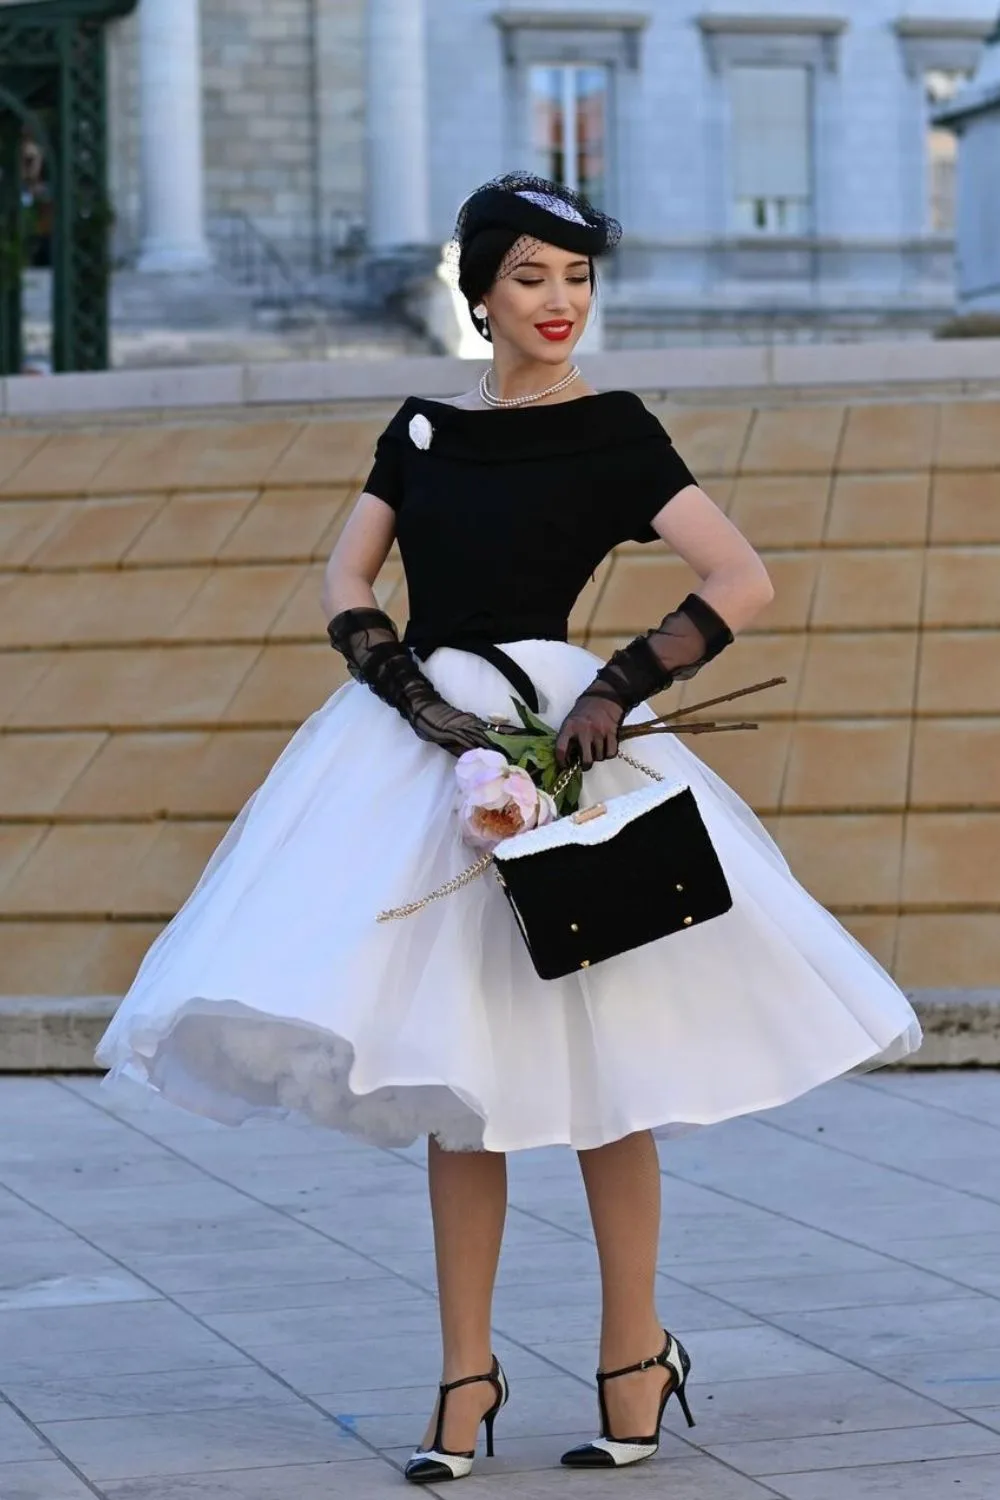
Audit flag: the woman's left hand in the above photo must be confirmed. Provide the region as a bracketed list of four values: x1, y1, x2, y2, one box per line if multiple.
[554, 686, 625, 771]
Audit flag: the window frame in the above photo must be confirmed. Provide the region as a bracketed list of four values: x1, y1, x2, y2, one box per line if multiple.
[696, 16, 845, 242]
[493, 9, 648, 219]
[727, 62, 815, 238]
[893, 20, 993, 239]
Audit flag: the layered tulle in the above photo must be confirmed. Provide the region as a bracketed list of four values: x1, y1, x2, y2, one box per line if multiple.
[96, 640, 921, 1151]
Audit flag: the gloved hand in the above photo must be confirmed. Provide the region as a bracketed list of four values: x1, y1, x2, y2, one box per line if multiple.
[555, 594, 733, 771]
[328, 607, 517, 758]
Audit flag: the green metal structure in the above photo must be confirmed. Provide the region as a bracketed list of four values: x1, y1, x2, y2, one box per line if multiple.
[0, 0, 137, 374]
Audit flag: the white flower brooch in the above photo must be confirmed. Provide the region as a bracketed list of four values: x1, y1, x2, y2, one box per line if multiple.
[408, 413, 434, 451]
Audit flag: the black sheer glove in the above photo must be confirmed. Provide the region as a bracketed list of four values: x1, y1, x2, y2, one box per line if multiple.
[328, 607, 516, 758]
[555, 593, 734, 770]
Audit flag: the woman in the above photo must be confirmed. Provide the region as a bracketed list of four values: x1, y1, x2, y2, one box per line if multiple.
[96, 174, 921, 1483]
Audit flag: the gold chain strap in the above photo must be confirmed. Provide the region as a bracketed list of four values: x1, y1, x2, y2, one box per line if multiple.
[620, 751, 663, 783]
[377, 851, 494, 922]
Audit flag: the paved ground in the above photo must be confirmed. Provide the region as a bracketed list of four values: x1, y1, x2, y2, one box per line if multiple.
[1, 1072, 999, 1500]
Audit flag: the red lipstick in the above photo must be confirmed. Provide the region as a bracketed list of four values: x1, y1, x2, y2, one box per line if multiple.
[535, 320, 573, 342]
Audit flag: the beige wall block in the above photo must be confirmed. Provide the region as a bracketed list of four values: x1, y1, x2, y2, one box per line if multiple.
[930, 472, 1000, 544]
[896, 913, 1000, 989]
[269, 564, 328, 640]
[0, 652, 60, 727]
[9, 646, 260, 730]
[684, 720, 793, 811]
[58, 729, 291, 820]
[267, 420, 384, 486]
[741, 407, 845, 475]
[221, 643, 345, 725]
[923, 548, 1000, 629]
[0, 733, 104, 817]
[798, 633, 919, 716]
[98, 423, 302, 493]
[0, 432, 47, 488]
[0, 920, 103, 995]
[218, 487, 352, 563]
[0, 825, 47, 899]
[0, 569, 207, 649]
[825, 474, 931, 547]
[32, 496, 166, 568]
[936, 401, 1000, 470]
[125, 823, 227, 916]
[839, 404, 937, 473]
[168, 566, 306, 642]
[0, 824, 160, 916]
[670, 633, 806, 717]
[911, 719, 1000, 809]
[902, 812, 1000, 906]
[756, 552, 820, 631]
[811, 550, 925, 630]
[918, 633, 1000, 715]
[654, 407, 753, 475]
[1, 432, 124, 497]
[838, 913, 898, 973]
[776, 812, 904, 907]
[782, 720, 912, 812]
[728, 475, 829, 549]
[568, 557, 613, 637]
[125, 492, 257, 566]
[590, 554, 698, 635]
[0, 499, 72, 566]
[75, 921, 165, 995]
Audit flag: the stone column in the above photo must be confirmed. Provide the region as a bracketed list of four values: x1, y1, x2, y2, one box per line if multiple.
[365, 0, 431, 249]
[935, 15, 1000, 311]
[137, 0, 212, 272]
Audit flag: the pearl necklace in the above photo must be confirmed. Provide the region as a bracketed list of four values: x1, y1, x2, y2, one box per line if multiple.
[479, 365, 581, 409]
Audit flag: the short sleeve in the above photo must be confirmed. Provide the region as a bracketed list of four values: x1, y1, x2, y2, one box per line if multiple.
[362, 429, 405, 512]
[621, 429, 698, 545]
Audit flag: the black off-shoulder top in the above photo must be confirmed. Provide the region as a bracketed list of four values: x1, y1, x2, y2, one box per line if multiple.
[362, 390, 698, 660]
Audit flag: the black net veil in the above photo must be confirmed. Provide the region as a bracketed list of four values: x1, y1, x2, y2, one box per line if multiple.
[443, 172, 623, 340]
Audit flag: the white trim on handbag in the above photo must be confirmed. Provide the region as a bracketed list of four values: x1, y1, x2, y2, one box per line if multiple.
[494, 781, 690, 861]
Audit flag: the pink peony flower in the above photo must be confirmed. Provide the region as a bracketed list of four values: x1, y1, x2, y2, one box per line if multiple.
[455, 748, 509, 805]
[455, 755, 556, 851]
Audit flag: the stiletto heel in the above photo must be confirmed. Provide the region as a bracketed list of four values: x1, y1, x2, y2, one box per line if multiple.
[561, 1330, 694, 1469]
[405, 1356, 509, 1485]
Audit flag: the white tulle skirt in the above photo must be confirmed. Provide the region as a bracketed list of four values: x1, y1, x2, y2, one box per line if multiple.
[96, 639, 922, 1152]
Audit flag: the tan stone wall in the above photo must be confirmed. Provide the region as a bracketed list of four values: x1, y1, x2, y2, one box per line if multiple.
[0, 395, 998, 995]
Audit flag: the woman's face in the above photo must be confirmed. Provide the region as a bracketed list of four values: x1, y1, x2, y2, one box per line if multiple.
[482, 243, 592, 364]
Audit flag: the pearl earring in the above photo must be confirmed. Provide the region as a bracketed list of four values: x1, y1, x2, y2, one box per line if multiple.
[473, 304, 488, 320]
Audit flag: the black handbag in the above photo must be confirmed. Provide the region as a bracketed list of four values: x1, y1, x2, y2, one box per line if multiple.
[492, 773, 733, 981]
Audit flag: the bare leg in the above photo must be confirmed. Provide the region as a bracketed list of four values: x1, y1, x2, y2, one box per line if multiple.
[577, 1130, 672, 1438]
[420, 1137, 507, 1452]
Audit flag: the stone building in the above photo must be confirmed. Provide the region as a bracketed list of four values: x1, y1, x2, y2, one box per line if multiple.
[107, 0, 999, 344]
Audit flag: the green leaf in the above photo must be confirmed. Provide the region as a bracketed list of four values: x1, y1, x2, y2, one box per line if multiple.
[513, 700, 557, 737]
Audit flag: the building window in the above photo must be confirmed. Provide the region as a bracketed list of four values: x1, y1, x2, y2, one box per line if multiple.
[729, 65, 812, 235]
[925, 68, 969, 234]
[528, 64, 609, 202]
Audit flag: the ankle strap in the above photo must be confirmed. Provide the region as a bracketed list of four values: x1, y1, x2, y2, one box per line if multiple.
[598, 1335, 670, 1386]
[440, 1357, 499, 1396]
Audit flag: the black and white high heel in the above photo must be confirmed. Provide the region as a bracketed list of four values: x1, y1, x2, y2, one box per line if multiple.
[404, 1356, 509, 1485]
[561, 1330, 694, 1469]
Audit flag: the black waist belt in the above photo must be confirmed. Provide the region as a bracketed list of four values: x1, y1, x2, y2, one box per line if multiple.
[408, 622, 567, 716]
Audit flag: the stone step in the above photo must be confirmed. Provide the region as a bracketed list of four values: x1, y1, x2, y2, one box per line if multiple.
[1, 992, 997, 1075]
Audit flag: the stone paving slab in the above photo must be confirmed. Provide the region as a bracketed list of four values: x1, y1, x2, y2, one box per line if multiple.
[0, 1072, 998, 1498]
